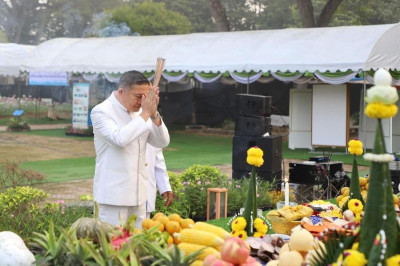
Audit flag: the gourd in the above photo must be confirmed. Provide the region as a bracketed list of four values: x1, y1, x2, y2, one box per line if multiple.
[0, 231, 36, 265]
[70, 201, 114, 243]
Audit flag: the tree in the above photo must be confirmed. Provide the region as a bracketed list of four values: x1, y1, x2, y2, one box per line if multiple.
[110, 2, 191, 36]
[154, 0, 216, 33]
[207, 0, 230, 31]
[0, 0, 48, 44]
[297, 0, 343, 27]
[0, 0, 126, 44]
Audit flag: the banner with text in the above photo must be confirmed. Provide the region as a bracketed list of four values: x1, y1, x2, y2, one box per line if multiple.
[29, 72, 68, 86]
[72, 83, 89, 129]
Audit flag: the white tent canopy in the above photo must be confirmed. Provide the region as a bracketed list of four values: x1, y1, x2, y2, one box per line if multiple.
[21, 23, 400, 75]
[0, 43, 35, 76]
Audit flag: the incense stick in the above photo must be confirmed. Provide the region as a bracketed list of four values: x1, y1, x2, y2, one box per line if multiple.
[153, 57, 165, 87]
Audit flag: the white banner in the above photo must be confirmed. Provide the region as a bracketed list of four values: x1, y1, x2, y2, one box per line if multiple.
[29, 71, 68, 86]
[72, 83, 90, 129]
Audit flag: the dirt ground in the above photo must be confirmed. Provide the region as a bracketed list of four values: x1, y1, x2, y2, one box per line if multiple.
[0, 131, 369, 204]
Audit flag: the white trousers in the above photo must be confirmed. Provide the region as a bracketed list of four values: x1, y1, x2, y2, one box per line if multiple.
[98, 203, 146, 229]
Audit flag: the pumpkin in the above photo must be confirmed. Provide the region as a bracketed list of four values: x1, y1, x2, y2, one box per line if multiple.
[70, 201, 114, 243]
[0, 231, 36, 265]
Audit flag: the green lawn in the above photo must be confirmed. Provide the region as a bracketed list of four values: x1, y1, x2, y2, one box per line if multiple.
[18, 128, 370, 183]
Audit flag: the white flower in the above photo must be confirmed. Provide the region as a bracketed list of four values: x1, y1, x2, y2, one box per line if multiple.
[365, 68, 398, 104]
[363, 153, 395, 163]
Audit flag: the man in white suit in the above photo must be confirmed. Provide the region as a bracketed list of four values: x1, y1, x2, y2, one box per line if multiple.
[145, 144, 174, 218]
[91, 70, 170, 229]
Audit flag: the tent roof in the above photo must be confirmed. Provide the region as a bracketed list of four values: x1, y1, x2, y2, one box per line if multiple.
[0, 43, 35, 76]
[21, 23, 400, 74]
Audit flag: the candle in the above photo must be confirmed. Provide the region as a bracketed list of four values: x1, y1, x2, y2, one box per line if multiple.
[284, 178, 289, 206]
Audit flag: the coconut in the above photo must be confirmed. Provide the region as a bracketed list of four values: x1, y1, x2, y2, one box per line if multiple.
[278, 250, 304, 266]
[288, 228, 315, 252]
[343, 209, 355, 221]
[279, 243, 291, 254]
[266, 260, 279, 266]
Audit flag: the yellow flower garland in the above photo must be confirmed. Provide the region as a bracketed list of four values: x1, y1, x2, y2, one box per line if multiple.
[246, 146, 264, 167]
[253, 217, 268, 234]
[365, 102, 398, 119]
[348, 199, 364, 214]
[387, 255, 400, 266]
[348, 139, 363, 156]
[231, 217, 247, 231]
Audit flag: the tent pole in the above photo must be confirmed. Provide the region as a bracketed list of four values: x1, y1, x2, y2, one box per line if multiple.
[362, 71, 367, 153]
[246, 73, 249, 94]
[17, 75, 21, 110]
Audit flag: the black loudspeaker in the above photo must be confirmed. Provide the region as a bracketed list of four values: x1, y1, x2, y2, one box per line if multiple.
[232, 169, 282, 182]
[235, 115, 271, 136]
[391, 170, 400, 194]
[289, 161, 346, 185]
[236, 94, 272, 117]
[232, 135, 282, 174]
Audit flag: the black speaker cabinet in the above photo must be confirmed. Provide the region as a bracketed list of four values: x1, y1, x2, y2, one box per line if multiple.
[236, 94, 272, 117]
[391, 170, 400, 194]
[232, 135, 282, 174]
[289, 161, 346, 185]
[235, 115, 271, 137]
[232, 169, 282, 182]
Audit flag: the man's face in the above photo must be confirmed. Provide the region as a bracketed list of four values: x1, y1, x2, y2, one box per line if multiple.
[119, 84, 150, 112]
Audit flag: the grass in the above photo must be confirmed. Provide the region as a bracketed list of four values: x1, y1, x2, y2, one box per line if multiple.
[22, 157, 95, 183]
[15, 128, 370, 184]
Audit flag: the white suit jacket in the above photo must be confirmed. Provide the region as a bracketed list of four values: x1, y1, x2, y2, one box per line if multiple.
[146, 144, 172, 213]
[91, 92, 170, 206]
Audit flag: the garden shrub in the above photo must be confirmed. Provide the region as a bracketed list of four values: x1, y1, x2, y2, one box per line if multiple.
[6, 117, 30, 131]
[226, 177, 275, 215]
[0, 186, 92, 241]
[154, 171, 189, 217]
[178, 164, 228, 220]
[0, 160, 46, 189]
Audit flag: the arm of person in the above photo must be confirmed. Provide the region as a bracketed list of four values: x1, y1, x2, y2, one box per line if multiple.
[91, 107, 150, 148]
[154, 148, 173, 207]
[147, 115, 170, 148]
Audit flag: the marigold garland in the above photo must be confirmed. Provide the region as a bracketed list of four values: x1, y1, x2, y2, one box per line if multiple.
[348, 199, 364, 214]
[341, 249, 367, 265]
[246, 146, 264, 167]
[365, 102, 398, 119]
[348, 139, 363, 156]
[386, 254, 400, 266]
[231, 217, 247, 231]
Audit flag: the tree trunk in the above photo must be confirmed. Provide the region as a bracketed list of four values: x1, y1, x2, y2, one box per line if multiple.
[207, 0, 230, 32]
[297, 0, 315, 28]
[317, 0, 343, 27]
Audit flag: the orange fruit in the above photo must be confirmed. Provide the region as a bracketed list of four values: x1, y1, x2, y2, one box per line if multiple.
[168, 213, 182, 224]
[342, 189, 350, 197]
[165, 221, 182, 235]
[167, 235, 174, 245]
[359, 177, 367, 187]
[393, 194, 399, 204]
[341, 187, 350, 195]
[142, 218, 154, 230]
[156, 215, 170, 226]
[151, 221, 165, 232]
[180, 218, 195, 229]
[152, 212, 165, 221]
[173, 234, 181, 244]
[336, 195, 343, 204]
